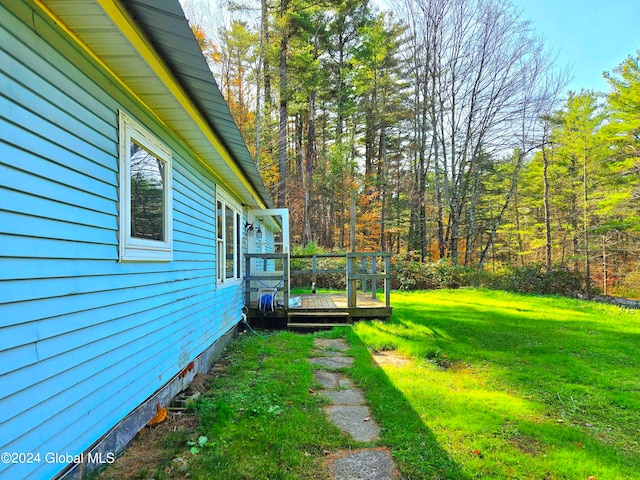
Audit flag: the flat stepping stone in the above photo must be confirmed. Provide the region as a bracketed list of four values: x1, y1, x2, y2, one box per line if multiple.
[309, 355, 353, 368]
[313, 338, 350, 351]
[321, 388, 366, 405]
[313, 370, 342, 389]
[313, 370, 353, 389]
[324, 405, 381, 442]
[338, 377, 354, 388]
[328, 448, 398, 480]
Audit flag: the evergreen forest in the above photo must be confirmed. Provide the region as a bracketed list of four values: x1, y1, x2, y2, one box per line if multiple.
[182, 0, 640, 297]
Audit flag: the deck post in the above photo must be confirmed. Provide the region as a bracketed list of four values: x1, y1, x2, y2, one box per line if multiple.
[347, 255, 357, 308]
[312, 255, 317, 294]
[283, 254, 290, 307]
[245, 255, 252, 306]
[385, 254, 391, 307]
[371, 256, 377, 299]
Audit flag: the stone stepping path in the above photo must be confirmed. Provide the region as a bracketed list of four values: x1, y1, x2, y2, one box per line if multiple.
[309, 355, 354, 369]
[310, 338, 399, 479]
[327, 448, 398, 480]
[324, 405, 380, 442]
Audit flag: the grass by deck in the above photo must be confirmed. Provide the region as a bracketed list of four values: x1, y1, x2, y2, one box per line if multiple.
[350, 289, 640, 479]
[98, 289, 640, 479]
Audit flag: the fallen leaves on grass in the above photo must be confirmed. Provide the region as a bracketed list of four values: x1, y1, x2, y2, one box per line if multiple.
[471, 449, 484, 459]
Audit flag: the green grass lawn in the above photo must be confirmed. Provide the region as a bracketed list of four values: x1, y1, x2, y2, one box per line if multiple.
[349, 289, 640, 479]
[112, 289, 639, 479]
[183, 332, 350, 480]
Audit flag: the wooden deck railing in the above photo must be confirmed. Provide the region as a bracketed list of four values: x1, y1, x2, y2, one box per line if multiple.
[245, 251, 391, 309]
[346, 252, 392, 308]
[244, 253, 290, 309]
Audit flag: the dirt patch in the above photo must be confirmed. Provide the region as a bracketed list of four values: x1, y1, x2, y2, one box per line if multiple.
[188, 373, 212, 394]
[510, 434, 545, 457]
[96, 360, 231, 479]
[436, 358, 471, 372]
[96, 412, 199, 479]
[372, 350, 412, 368]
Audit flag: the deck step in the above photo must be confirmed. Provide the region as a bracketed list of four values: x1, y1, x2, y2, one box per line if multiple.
[287, 322, 352, 329]
[287, 311, 351, 330]
[287, 311, 349, 317]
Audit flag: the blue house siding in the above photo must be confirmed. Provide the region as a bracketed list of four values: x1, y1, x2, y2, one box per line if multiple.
[0, 3, 247, 479]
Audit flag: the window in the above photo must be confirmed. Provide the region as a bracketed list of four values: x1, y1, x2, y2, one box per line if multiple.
[217, 190, 242, 285]
[118, 111, 173, 261]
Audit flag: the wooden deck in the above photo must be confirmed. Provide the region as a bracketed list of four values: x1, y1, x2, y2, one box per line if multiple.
[295, 293, 387, 309]
[244, 252, 392, 330]
[247, 292, 392, 330]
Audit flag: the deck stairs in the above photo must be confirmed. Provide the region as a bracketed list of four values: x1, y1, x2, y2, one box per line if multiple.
[286, 310, 351, 330]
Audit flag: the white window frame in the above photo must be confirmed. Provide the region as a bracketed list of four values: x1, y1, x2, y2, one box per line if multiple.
[216, 189, 242, 286]
[118, 111, 173, 262]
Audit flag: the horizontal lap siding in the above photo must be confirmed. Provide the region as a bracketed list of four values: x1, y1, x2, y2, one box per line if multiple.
[0, 4, 242, 479]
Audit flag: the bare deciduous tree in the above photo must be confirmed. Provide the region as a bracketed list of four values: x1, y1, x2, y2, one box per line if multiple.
[398, 0, 566, 264]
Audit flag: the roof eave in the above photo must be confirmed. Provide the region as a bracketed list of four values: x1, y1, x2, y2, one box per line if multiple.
[37, 0, 273, 209]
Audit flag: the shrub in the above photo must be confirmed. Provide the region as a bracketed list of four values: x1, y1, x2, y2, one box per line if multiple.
[541, 266, 588, 296]
[290, 243, 346, 290]
[429, 260, 477, 289]
[489, 264, 592, 297]
[390, 254, 437, 290]
[610, 270, 640, 299]
[390, 255, 591, 297]
[289, 246, 592, 298]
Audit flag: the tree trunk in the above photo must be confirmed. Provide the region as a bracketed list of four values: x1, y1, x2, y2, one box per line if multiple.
[542, 127, 552, 268]
[464, 159, 481, 266]
[277, 0, 288, 208]
[254, 0, 269, 159]
[583, 144, 591, 295]
[303, 33, 318, 246]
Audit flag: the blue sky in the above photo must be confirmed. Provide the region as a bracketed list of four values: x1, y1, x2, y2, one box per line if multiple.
[510, 0, 640, 94]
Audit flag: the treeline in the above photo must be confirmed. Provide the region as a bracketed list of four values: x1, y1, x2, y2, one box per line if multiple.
[183, 0, 640, 297]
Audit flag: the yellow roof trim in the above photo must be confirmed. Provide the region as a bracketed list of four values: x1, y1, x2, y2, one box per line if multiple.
[33, 0, 163, 128]
[34, 0, 266, 209]
[95, 0, 265, 209]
